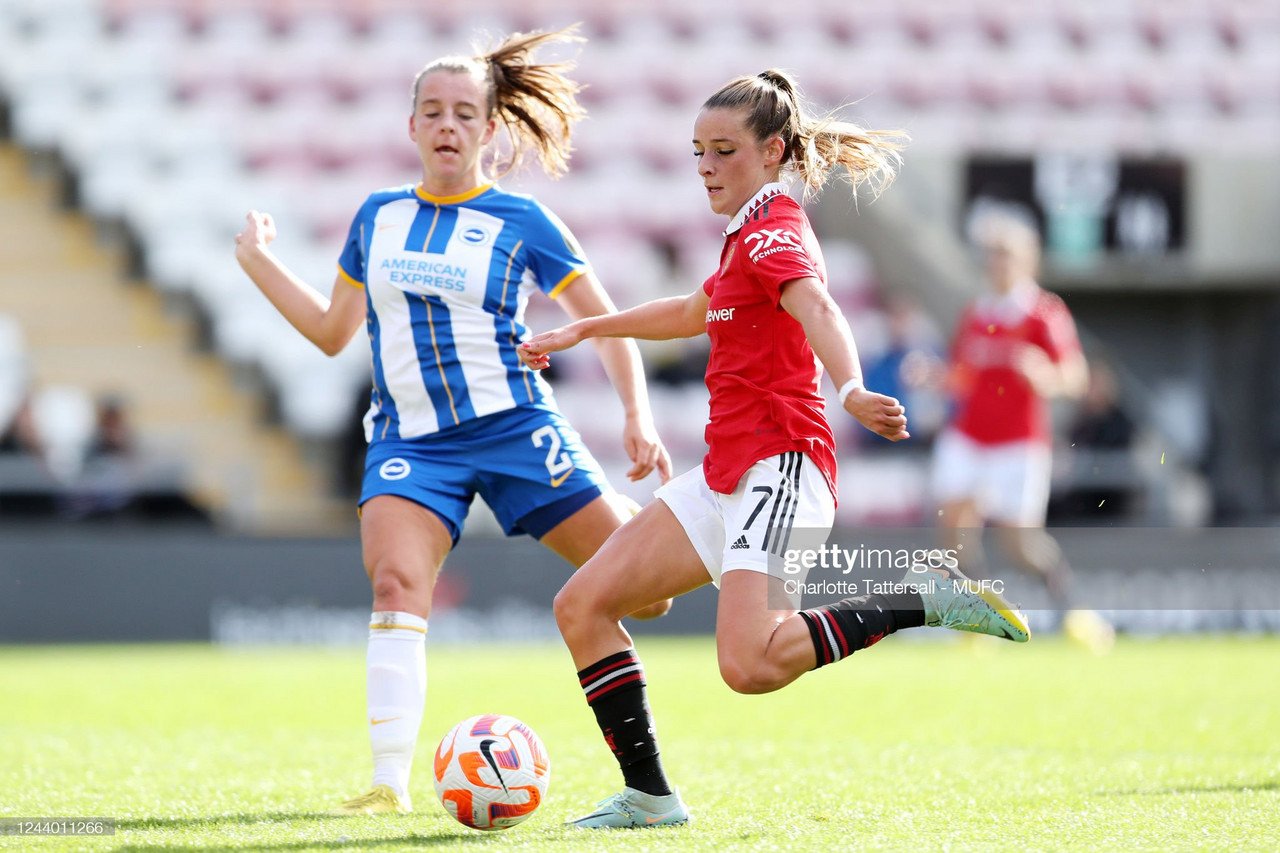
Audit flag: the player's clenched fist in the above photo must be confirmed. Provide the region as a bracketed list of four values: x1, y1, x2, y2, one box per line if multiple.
[234, 210, 277, 252]
[518, 324, 583, 370]
[844, 387, 910, 442]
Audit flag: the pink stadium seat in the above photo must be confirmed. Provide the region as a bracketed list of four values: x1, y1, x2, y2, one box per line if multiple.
[844, 15, 928, 72]
[965, 64, 1039, 113]
[1206, 60, 1280, 116]
[576, 234, 672, 305]
[632, 105, 696, 173]
[1043, 62, 1119, 112]
[108, 5, 190, 43]
[888, 62, 967, 111]
[362, 6, 435, 46]
[999, 4, 1073, 58]
[192, 6, 272, 48]
[237, 40, 334, 105]
[1127, 58, 1214, 115]
[1141, 0, 1226, 57]
[1068, 4, 1155, 60]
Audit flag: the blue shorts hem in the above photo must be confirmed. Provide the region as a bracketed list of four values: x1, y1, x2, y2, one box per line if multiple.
[358, 492, 462, 547]
[512, 484, 605, 539]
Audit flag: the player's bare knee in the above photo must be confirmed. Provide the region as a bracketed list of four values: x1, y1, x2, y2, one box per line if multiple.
[557, 565, 637, 631]
[718, 656, 786, 695]
[628, 598, 673, 621]
[369, 564, 416, 610]
[552, 582, 593, 641]
[718, 664, 774, 695]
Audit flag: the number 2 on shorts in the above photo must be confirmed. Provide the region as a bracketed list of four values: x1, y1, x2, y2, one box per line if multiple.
[531, 425, 574, 480]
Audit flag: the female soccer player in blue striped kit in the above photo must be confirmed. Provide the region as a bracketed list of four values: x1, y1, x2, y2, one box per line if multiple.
[234, 27, 672, 815]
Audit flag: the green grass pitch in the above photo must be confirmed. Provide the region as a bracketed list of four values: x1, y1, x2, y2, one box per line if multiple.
[2, 636, 1277, 851]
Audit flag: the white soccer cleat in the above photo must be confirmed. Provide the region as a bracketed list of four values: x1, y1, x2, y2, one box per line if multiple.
[567, 787, 690, 829]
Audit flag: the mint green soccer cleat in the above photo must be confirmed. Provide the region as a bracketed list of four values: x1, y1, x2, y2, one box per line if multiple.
[905, 566, 1030, 642]
[567, 787, 690, 829]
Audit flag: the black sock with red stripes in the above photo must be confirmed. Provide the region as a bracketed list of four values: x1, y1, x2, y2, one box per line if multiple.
[798, 592, 926, 668]
[577, 648, 672, 796]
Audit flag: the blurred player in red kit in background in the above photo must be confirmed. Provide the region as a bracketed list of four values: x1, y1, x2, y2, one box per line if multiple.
[932, 214, 1113, 651]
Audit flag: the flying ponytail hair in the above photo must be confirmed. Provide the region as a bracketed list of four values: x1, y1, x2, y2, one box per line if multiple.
[703, 69, 906, 200]
[411, 25, 586, 179]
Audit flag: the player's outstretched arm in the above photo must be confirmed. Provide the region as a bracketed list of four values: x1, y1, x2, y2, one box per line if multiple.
[519, 286, 709, 369]
[779, 276, 910, 442]
[234, 211, 365, 356]
[555, 274, 672, 482]
[1015, 344, 1089, 400]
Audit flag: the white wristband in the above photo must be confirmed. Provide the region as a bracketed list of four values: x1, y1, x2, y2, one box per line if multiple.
[837, 377, 864, 405]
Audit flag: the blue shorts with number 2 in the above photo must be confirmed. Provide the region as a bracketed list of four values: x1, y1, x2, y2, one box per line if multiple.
[360, 403, 608, 545]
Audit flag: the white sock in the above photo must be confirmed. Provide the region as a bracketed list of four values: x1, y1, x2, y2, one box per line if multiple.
[366, 611, 427, 797]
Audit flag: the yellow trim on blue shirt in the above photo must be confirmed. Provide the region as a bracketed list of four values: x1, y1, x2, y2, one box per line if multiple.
[337, 265, 364, 289]
[548, 268, 586, 300]
[414, 183, 494, 205]
[423, 296, 461, 425]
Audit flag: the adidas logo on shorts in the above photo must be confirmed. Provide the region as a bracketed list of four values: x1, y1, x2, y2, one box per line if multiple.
[730, 534, 750, 550]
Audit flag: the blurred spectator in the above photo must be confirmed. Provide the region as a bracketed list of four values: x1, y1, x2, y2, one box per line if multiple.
[0, 392, 42, 457]
[651, 338, 711, 387]
[87, 394, 137, 459]
[0, 384, 207, 523]
[338, 387, 371, 499]
[0, 313, 31, 436]
[860, 297, 945, 447]
[65, 394, 140, 519]
[1052, 358, 1138, 520]
[1068, 359, 1135, 452]
[0, 391, 56, 516]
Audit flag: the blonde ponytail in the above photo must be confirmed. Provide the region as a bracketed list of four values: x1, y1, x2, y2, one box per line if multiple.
[480, 26, 586, 179]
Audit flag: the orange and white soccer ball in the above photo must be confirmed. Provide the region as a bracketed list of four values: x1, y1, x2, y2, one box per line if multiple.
[432, 714, 550, 831]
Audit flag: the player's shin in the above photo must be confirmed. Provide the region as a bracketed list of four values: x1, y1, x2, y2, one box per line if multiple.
[578, 648, 672, 796]
[798, 592, 926, 668]
[367, 611, 427, 797]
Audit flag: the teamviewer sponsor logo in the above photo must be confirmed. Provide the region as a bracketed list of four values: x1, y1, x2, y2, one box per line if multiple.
[706, 307, 736, 323]
[379, 458, 412, 480]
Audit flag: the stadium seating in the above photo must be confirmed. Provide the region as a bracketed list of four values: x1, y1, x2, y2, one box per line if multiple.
[1, 0, 1260, 523]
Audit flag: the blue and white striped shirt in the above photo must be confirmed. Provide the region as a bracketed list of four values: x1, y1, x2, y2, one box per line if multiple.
[338, 183, 587, 442]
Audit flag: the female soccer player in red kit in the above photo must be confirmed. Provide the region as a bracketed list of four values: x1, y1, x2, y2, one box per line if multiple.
[519, 70, 1031, 828]
[933, 214, 1113, 651]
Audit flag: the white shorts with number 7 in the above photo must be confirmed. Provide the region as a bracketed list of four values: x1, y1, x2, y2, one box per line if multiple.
[655, 451, 835, 587]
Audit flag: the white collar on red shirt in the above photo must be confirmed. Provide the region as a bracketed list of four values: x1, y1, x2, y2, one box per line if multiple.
[974, 278, 1039, 325]
[724, 181, 789, 236]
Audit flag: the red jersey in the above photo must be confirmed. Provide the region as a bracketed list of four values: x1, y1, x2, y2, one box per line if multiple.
[701, 183, 838, 499]
[949, 281, 1081, 445]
